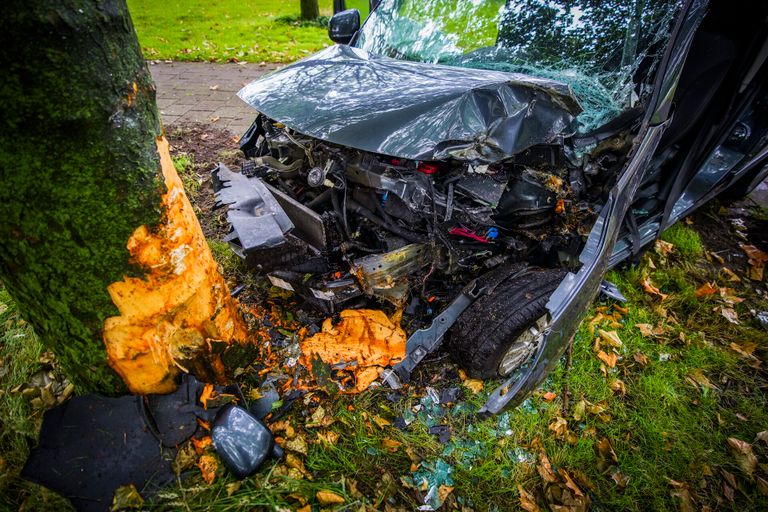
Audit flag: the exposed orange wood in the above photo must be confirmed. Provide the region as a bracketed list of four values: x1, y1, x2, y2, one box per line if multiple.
[102, 136, 246, 394]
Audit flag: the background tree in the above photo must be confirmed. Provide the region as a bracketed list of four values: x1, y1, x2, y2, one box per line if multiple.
[301, 0, 320, 20]
[0, 0, 247, 395]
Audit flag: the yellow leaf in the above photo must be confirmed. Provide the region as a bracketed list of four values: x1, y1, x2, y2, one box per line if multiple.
[635, 323, 654, 337]
[464, 379, 484, 393]
[382, 437, 402, 452]
[316, 490, 345, 506]
[438, 485, 454, 503]
[694, 282, 717, 297]
[226, 481, 241, 497]
[285, 434, 308, 455]
[640, 278, 668, 300]
[317, 430, 339, 445]
[373, 415, 391, 428]
[722, 267, 741, 282]
[598, 329, 623, 348]
[518, 485, 541, 512]
[633, 352, 650, 367]
[609, 379, 626, 396]
[597, 350, 618, 368]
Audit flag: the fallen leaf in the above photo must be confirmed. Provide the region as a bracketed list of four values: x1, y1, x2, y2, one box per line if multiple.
[722, 267, 741, 282]
[548, 417, 569, 440]
[518, 485, 541, 512]
[687, 369, 717, 391]
[655, 239, 674, 257]
[317, 430, 339, 445]
[727, 437, 757, 476]
[694, 282, 718, 297]
[198, 454, 218, 485]
[209, 84, 219, 90]
[597, 437, 618, 464]
[464, 379, 484, 393]
[373, 415, 391, 428]
[382, 437, 402, 453]
[729, 341, 757, 358]
[757, 476, 768, 496]
[597, 350, 618, 368]
[611, 470, 630, 489]
[537, 450, 558, 483]
[285, 434, 308, 455]
[609, 379, 626, 396]
[210, 116, 220, 123]
[640, 278, 668, 300]
[111, 484, 144, 510]
[286, 453, 312, 479]
[226, 481, 242, 497]
[572, 399, 587, 421]
[633, 352, 650, 367]
[755, 431, 768, 444]
[740, 244, 768, 281]
[316, 490, 345, 506]
[558, 468, 584, 496]
[668, 480, 695, 512]
[542, 391, 557, 402]
[717, 306, 739, 324]
[438, 485, 454, 503]
[636, 323, 655, 337]
[599, 329, 623, 348]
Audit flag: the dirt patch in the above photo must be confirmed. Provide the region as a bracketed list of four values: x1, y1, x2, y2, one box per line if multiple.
[167, 122, 246, 240]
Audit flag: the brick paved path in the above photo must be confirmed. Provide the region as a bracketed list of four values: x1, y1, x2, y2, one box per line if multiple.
[149, 61, 279, 135]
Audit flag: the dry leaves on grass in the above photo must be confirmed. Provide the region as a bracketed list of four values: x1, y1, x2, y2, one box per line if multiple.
[727, 437, 757, 476]
[722, 267, 741, 282]
[739, 243, 768, 281]
[597, 350, 618, 368]
[316, 490, 345, 506]
[463, 378, 484, 394]
[715, 306, 740, 324]
[695, 282, 718, 297]
[640, 277, 668, 300]
[382, 437, 402, 453]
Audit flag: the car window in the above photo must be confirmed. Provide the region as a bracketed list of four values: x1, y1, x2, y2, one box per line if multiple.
[355, 0, 682, 132]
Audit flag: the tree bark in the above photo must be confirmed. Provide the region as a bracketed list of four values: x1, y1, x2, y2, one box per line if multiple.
[0, 0, 246, 395]
[300, 0, 320, 21]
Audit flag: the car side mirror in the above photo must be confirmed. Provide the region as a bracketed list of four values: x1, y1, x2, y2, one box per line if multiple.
[329, 9, 360, 45]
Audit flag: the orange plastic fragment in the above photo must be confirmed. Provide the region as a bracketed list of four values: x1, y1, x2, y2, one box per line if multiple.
[300, 309, 406, 393]
[102, 136, 246, 394]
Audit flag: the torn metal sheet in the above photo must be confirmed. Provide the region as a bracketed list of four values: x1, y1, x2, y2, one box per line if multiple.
[213, 163, 294, 254]
[300, 309, 406, 392]
[351, 243, 432, 304]
[238, 44, 581, 163]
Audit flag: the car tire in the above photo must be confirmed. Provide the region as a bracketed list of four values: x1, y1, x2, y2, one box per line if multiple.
[447, 267, 566, 379]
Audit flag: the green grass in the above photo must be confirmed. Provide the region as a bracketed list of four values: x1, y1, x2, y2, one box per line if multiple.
[660, 223, 704, 261]
[2, 218, 767, 510]
[127, 0, 371, 63]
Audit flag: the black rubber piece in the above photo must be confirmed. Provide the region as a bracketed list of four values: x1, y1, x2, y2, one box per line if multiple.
[447, 267, 566, 379]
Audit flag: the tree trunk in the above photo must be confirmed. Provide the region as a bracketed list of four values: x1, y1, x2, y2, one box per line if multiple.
[300, 0, 320, 21]
[0, 0, 247, 395]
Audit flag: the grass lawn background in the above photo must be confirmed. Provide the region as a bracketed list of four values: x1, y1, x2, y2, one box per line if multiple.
[127, 0, 370, 63]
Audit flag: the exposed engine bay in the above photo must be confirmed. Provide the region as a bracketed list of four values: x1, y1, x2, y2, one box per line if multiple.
[213, 111, 635, 324]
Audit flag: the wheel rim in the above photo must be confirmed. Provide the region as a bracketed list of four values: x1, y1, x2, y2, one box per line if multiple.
[498, 315, 548, 376]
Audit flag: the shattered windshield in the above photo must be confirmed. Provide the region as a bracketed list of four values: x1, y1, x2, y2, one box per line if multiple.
[356, 0, 682, 131]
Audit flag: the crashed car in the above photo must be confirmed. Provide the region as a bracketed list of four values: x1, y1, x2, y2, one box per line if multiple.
[213, 0, 768, 413]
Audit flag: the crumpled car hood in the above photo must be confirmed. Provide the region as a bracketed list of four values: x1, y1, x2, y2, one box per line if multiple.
[238, 45, 582, 163]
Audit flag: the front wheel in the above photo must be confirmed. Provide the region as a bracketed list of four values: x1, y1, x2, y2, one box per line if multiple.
[447, 267, 566, 379]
